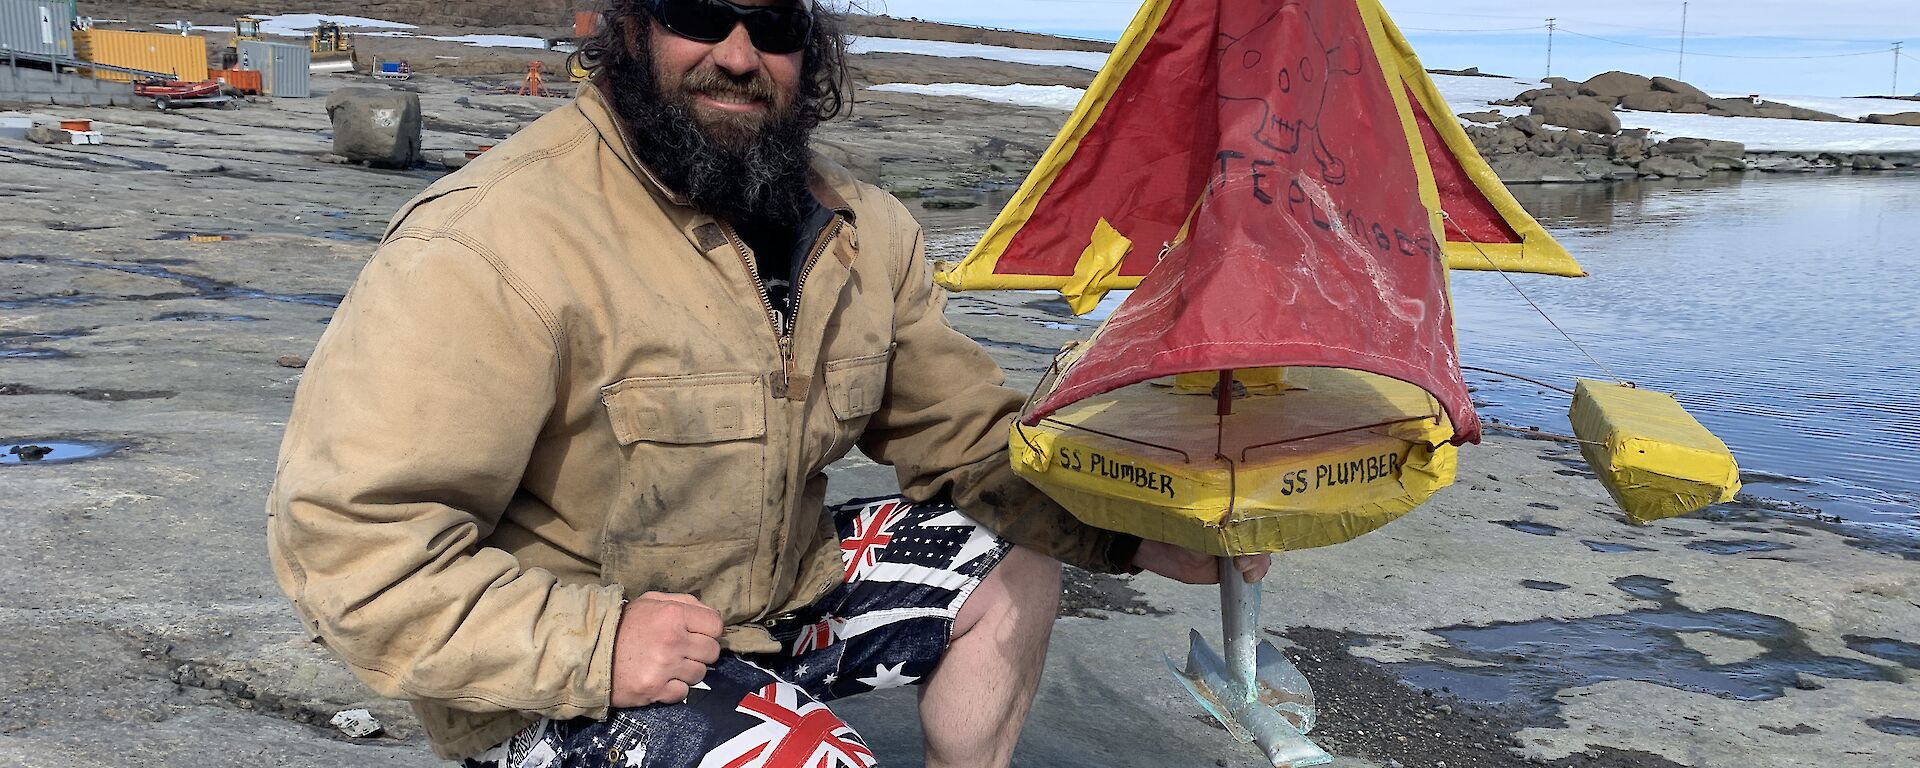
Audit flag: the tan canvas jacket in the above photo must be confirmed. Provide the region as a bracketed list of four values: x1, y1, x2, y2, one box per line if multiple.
[265, 86, 1133, 759]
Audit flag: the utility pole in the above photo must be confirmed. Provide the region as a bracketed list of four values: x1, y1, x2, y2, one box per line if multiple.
[1546, 18, 1556, 78]
[1897, 42, 1905, 96]
[1678, 2, 1690, 80]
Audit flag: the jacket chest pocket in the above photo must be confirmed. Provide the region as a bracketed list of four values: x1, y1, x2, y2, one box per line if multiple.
[816, 346, 893, 465]
[824, 346, 893, 422]
[599, 372, 767, 603]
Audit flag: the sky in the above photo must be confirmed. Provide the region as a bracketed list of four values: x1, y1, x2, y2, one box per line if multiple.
[846, 0, 1920, 97]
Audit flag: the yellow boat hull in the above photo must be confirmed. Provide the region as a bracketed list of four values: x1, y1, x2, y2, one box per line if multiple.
[1011, 368, 1458, 556]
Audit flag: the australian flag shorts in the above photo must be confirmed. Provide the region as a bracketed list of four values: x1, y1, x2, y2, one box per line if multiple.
[462, 496, 1014, 768]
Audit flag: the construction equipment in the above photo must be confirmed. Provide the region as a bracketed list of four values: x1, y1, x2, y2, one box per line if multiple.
[308, 21, 354, 73]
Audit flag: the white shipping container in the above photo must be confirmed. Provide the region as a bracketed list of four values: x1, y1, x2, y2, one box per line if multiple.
[237, 40, 309, 98]
[0, 0, 76, 60]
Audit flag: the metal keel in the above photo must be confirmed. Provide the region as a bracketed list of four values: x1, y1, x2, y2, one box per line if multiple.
[1167, 558, 1332, 767]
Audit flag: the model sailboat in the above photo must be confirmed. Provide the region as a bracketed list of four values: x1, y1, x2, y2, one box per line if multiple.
[935, 0, 1738, 764]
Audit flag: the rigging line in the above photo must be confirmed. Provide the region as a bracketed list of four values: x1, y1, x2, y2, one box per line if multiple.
[1439, 211, 1628, 386]
[1558, 28, 1889, 59]
[1460, 365, 1579, 396]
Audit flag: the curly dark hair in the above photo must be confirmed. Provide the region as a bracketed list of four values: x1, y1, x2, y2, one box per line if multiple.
[576, 0, 851, 125]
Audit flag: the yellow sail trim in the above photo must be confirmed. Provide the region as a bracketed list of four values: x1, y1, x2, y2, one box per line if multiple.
[1365, 0, 1586, 278]
[931, 0, 1173, 293]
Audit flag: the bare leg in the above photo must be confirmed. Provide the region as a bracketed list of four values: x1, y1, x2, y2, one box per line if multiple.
[918, 545, 1061, 768]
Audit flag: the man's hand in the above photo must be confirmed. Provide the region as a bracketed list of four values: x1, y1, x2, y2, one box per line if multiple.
[610, 592, 724, 707]
[1131, 540, 1272, 585]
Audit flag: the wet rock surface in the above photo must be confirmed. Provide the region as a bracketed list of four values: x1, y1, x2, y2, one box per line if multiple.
[4, 17, 1919, 768]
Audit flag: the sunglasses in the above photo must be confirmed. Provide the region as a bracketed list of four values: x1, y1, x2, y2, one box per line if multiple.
[650, 0, 814, 55]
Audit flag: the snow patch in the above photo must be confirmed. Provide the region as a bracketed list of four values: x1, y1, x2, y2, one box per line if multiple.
[867, 83, 1087, 112]
[848, 37, 1108, 71]
[252, 13, 417, 37]
[423, 34, 550, 50]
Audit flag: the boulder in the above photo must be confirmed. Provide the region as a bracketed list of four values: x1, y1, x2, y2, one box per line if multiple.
[1508, 114, 1545, 137]
[1637, 156, 1709, 179]
[1864, 112, 1920, 126]
[1457, 110, 1505, 124]
[1852, 154, 1896, 170]
[1673, 103, 1712, 114]
[1532, 100, 1621, 135]
[1542, 76, 1577, 91]
[1707, 98, 1762, 118]
[1579, 71, 1656, 101]
[25, 125, 67, 145]
[325, 87, 423, 169]
[1491, 154, 1586, 184]
[1574, 159, 1641, 181]
[1649, 76, 1712, 104]
[1652, 137, 1747, 171]
[1608, 131, 1648, 162]
[1753, 155, 1814, 173]
[1619, 91, 1684, 112]
[1788, 106, 1851, 122]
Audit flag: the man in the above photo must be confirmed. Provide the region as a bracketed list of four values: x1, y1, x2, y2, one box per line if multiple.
[267, 1, 1268, 765]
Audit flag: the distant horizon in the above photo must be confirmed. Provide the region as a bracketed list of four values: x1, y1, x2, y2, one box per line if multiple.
[857, 1, 1920, 99]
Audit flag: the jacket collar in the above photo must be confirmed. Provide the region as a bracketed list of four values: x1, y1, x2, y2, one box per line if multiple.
[576, 82, 857, 223]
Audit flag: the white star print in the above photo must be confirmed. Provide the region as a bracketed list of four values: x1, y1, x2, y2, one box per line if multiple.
[621, 745, 647, 767]
[921, 510, 1000, 567]
[856, 662, 920, 690]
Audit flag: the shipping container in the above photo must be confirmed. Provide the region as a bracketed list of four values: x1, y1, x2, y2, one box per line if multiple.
[237, 40, 309, 98]
[0, 0, 76, 61]
[209, 67, 260, 94]
[74, 29, 209, 82]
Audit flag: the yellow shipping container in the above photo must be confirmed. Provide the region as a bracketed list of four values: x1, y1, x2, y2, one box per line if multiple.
[74, 30, 210, 83]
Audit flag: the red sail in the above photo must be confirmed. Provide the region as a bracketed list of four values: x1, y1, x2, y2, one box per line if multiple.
[1024, 0, 1480, 445]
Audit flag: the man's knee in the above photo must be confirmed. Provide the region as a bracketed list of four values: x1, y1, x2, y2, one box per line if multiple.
[955, 545, 1061, 639]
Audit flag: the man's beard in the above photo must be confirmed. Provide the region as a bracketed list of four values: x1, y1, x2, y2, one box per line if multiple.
[603, 45, 815, 229]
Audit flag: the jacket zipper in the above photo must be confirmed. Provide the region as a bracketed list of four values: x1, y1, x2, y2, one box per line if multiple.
[717, 216, 845, 400]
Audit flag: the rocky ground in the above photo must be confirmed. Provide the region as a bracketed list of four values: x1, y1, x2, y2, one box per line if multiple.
[4, 29, 1920, 768]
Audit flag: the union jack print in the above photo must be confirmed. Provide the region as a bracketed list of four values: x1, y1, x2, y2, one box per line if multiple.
[838, 500, 905, 581]
[696, 682, 877, 768]
[790, 617, 838, 655]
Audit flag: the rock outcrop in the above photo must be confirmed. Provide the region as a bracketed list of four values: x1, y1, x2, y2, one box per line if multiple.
[1496, 71, 1859, 124]
[1865, 112, 1920, 126]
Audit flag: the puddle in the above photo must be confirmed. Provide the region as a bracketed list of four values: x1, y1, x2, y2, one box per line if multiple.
[2, 441, 119, 465]
[2, 256, 342, 309]
[976, 337, 1065, 357]
[151, 312, 266, 322]
[1844, 636, 1920, 671]
[46, 222, 114, 232]
[1494, 520, 1564, 536]
[1521, 580, 1570, 592]
[1684, 539, 1796, 556]
[1388, 575, 1898, 725]
[0, 145, 170, 173]
[0, 383, 174, 401]
[1583, 540, 1655, 554]
[319, 230, 380, 242]
[1868, 717, 1920, 737]
[0, 329, 89, 358]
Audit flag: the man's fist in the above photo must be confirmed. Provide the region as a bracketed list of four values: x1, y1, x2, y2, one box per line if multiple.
[610, 592, 724, 707]
[1131, 540, 1272, 585]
